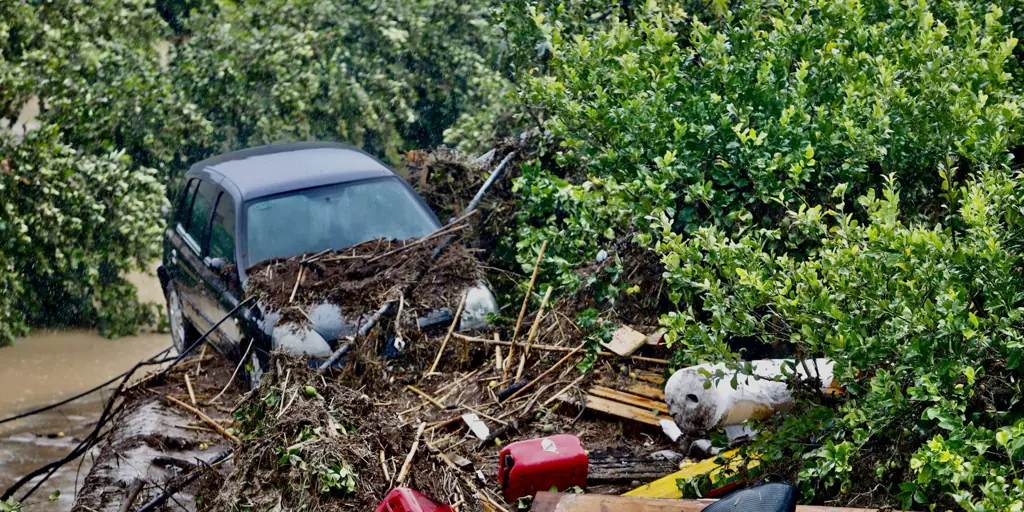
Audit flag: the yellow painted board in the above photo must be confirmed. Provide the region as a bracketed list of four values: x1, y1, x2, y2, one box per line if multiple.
[623, 449, 760, 499]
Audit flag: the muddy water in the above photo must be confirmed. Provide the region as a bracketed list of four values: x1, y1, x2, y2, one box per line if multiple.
[0, 270, 171, 510]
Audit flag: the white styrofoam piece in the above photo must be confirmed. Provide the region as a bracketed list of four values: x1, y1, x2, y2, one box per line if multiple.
[462, 413, 490, 440]
[664, 358, 835, 434]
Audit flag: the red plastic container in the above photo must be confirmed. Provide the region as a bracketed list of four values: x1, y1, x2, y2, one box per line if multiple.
[374, 488, 455, 512]
[498, 434, 588, 502]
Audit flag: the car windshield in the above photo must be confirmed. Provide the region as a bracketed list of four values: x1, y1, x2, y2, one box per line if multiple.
[244, 178, 439, 266]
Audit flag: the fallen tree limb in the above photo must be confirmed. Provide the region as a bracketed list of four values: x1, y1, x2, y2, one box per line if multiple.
[166, 395, 240, 444]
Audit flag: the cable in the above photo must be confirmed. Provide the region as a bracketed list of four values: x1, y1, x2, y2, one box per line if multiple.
[0, 346, 174, 425]
[155, 296, 256, 381]
[2, 297, 255, 502]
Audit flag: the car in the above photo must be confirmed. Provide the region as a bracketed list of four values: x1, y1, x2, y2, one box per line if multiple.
[158, 142, 498, 386]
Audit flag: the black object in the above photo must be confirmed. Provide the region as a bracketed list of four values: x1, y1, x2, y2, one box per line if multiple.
[701, 482, 798, 512]
[498, 379, 530, 401]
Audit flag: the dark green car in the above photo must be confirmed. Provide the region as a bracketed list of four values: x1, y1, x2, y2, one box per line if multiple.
[158, 142, 498, 386]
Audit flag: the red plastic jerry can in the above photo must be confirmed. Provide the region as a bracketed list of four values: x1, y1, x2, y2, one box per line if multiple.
[374, 488, 455, 512]
[498, 434, 588, 502]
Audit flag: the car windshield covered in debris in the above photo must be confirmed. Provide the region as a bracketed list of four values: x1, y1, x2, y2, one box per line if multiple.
[159, 142, 498, 386]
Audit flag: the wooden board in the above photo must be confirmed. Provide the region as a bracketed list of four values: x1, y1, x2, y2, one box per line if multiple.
[532, 492, 883, 512]
[589, 386, 669, 414]
[587, 453, 679, 485]
[601, 325, 648, 356]
[621, 382, 665, 401]
[635, 370, 665, 385]
[562, 394, 663, 426]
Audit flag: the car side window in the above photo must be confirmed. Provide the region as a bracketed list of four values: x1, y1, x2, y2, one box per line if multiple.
[177, 179, 198, 226]
[208, 192, 236, 263]
[185, 180, 217, 252]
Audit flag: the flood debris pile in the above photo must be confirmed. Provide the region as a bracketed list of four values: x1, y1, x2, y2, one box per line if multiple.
[246, 234, 484, 326]
[72, 353, 244, 512]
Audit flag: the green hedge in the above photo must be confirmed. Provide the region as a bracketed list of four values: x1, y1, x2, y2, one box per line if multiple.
[511, 0, 1024, 509]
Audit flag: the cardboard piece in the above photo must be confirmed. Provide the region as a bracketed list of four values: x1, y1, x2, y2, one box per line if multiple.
[601, 325, 648, 357]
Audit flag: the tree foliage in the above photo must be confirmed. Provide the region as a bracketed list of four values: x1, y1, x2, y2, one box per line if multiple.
[172, 0, 509, 162]
[511, 0, 1024, 508]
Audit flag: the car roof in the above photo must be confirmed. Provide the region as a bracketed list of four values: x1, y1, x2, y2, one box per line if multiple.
[187, 142, 395, 201]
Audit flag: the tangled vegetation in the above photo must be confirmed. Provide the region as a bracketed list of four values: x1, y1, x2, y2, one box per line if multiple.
[512, 0, 1024, 509]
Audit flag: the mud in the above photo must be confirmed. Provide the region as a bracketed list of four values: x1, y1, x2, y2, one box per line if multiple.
[246, 237, 483, 325]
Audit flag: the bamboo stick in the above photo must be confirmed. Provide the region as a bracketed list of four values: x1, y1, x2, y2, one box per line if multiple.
[507, 343, 586, 402]
[166, 395, 240, 444]
[506, 240, 548, 381]
[184, 374, 197, 406]
[515, 286, 554, 380]
[427, 293, 468, 374]
[454, 334, 670, 365]
[397, 423, 426, 485]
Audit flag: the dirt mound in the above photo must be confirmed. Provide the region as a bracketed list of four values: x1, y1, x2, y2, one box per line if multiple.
[246, 236, 483, 325]
[404, 141, 528, 296]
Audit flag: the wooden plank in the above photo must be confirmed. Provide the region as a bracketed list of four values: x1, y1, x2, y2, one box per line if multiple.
[625, 449, 756, 499]
[532, 492, 883, 512]
[563, 394, 662, 426]
[587, 453, 678, 485]
[635, 370, 665, 385]
[589, 386, 669, 414]
[621, 382, 665, 401]
[601, 325, 648, 356]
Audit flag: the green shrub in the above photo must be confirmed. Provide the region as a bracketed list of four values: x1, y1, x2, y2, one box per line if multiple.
[515, 0, 1022, 275]
[0, 127, 168, 344]
[173, 0, 510, 163]
[657, 168, 1024, 510]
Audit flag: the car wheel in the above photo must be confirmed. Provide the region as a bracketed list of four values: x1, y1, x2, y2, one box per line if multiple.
[166, 285, 197, 355]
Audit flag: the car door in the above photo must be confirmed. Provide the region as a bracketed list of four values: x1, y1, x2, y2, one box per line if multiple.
[198, 189, 245, 354]
[168, 178, 219, 336]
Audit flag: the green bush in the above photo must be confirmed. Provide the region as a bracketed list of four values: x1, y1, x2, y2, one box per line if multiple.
[173, 0, 510, 163]
[514, 0, 1022, 275]
[510, 1, 1024, 509]
[657, 168, 1024, 510]
[0, 127, 167, 344]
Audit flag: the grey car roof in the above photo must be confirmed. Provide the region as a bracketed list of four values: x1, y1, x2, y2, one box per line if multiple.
[187, 142, 395, 200]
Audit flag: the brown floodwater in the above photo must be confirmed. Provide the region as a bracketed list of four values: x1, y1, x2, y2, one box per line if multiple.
[0, 270, 171, 510]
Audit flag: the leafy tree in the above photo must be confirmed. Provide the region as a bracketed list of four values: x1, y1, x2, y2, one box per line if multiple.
[172, 0, 510, 163]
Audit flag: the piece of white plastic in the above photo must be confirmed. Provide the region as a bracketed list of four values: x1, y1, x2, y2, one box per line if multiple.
[462, 413, 490, 441]
[665, 358, 836, 434]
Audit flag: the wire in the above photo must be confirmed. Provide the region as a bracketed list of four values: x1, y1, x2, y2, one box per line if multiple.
[0, 347, 174, 425]
[2, 296, 256, 502]
[155, 296, 256, 381]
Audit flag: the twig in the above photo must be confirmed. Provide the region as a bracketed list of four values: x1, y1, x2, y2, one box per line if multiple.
[380, 450, 391, 482]
[207, 341, 254, 404]
[288, 266, 304, 303]
[494, 332, 503, 371]
[406, 385, 446, 410]
[506, 240, 548, 381]
[368, 211, 478, 263]
[543, 374, 588, 406]
[454, 334, 670, 364]
[184, 375, 197, 406]
[515, 286, 554, 380]
[507, 343, 586, 402]
[118, 478, 144, 512]
[166, 395, 240, 444]
[397, 423, 426, 485]
[278, 369, 291, 415]
[427, 292, 468, 374]
[195, 344, 207, 377]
